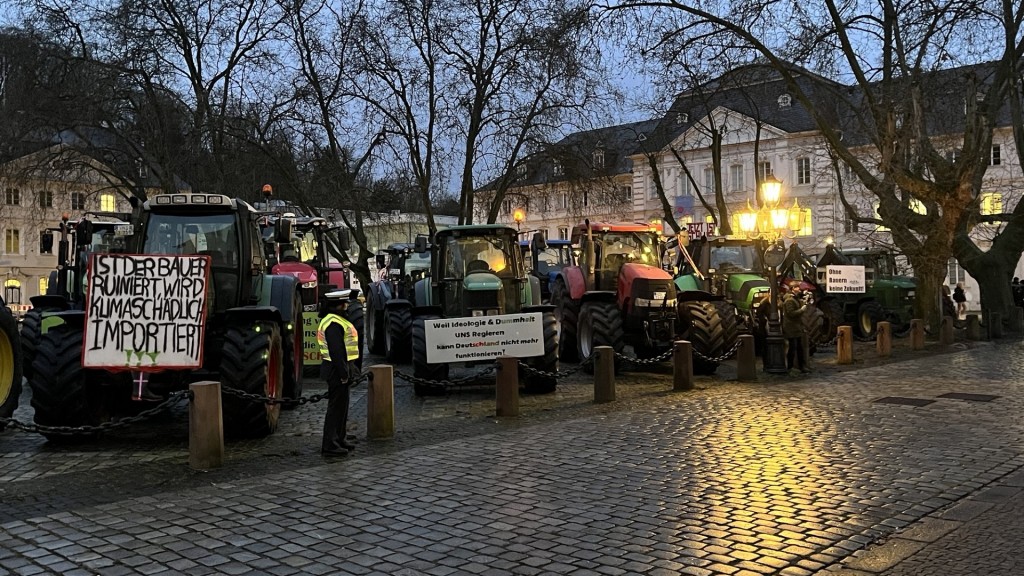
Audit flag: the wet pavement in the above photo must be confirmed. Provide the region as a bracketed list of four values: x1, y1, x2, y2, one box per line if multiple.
[1, 338, 1023, 575]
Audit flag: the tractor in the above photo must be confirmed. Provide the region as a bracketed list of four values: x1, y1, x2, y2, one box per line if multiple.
[27, 192, 301, 439]
[366, 242, 431, 362]
[551, 221, 737, 374]
[1, 296, 22, 431]
[21, 212, 133, 380]
[525, 237, 574, 303]
[408, 225, 559, 396]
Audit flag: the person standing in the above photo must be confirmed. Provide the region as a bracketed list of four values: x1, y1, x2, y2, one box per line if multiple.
[782, 282, 811, 374]
[953, 282, 967, 319]
[317, 289, 361, 457]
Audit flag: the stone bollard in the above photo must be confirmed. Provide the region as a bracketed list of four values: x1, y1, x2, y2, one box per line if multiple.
[910, 319, 925, 350]
[189, 381, 224, 470]
[367, 365, 395, 440]
[876, 321, 891, 357]
[837, 326, 853, 365]
[673, 340, 693, 391]
[940, 316, 954, 345]
[988, 311, 1004, 340]
[495, 357, 519, 417]
[736, 334, 757, 383]
[594, 346, 615, 403]
[1010, 307, 1024, 336]
[966, 314, 981, 341]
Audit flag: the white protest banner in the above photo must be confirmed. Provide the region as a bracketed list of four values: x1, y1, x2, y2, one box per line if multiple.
[826, 265, 866, 293]
[426, 312, 544, 364]
[84, 254, 210, 370]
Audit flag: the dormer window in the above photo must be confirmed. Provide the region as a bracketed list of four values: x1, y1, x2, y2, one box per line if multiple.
[592, 148, 605, 168]
[553, 160, 564, 176]
[515, 163, 527, 177]
[777, 94, 792, 108]
[676, 112, 688, 125]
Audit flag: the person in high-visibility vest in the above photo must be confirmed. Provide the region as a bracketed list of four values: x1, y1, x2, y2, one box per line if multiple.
[318, 289, 361, 457]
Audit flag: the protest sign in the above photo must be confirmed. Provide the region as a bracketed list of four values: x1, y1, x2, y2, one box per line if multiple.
[425, 312, 544, 364]
[825, 265, 866, 293]
[84, 254, 210, 370]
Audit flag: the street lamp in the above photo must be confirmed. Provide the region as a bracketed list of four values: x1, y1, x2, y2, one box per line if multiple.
[736, 175, 806, 374]
[512, 208, 526, 230]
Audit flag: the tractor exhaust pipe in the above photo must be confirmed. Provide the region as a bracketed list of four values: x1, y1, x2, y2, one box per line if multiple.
[585, 219, 596, 290]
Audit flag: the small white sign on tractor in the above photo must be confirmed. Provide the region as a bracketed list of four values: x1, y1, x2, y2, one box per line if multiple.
[425, 312, 544, 364]
[83, 254, 210, 369]
[825, 265, 867, 293]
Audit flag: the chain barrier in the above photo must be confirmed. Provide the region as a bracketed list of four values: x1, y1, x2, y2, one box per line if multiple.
[615, 347, 673, 366]
[392, 364, 497, 388]
[690, 339, 743, 364]
[0, 391, 191, 436]
[222, 371, 370, 406]
[517, 355, 595, 379]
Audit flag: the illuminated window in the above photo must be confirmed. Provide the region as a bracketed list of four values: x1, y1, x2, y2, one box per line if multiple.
[981, 192, 1002, 214]
[100, 194, 116, 212]
[39, 277, 48, 296]
[874, 202, 888, 232]
[909, 199, 926, 215]
[797, 208, 813, 237]
[3, 279, 21, 305]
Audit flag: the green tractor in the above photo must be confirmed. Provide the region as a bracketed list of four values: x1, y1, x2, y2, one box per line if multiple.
[27, 192, 302, 440]
[408, 225, 558, 396]
[1, 296, 23, 431]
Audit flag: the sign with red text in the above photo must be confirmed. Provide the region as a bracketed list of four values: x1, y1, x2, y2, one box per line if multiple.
[425, 313, 543, 364]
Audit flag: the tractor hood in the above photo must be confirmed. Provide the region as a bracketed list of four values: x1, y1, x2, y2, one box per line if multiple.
[727, 273, 769, 293]
[273, 261, 318, 285]
[463, 273, 502, 291]
[618, 262, 672, 287]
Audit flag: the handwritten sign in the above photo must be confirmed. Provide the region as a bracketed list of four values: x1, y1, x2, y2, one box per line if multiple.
[84, 254, 210, 370]
[825, 265, 866, 293]
[302, 307, 322, 365]
[426, 313, 544, 364]
[686, 222, 717, 239]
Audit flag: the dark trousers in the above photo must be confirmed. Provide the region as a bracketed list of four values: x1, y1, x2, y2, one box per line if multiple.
[321, 360, 351, 453]
[786, 336, 807, 371]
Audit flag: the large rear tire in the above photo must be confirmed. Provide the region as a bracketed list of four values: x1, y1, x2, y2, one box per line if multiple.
[578, 300, 624, 375]
[386, 306, 413, 363]
[221, 323, 284, 438]
[711, 300, 740, 357]
[282, 291, 304, 409]
[412, 315, 448, 395]
[20, 306, 60, 381]
[679, 301, 729, 375]
[551, 279, 580, 362]
[801, 305, 826, 355]
[815, 299, 844, 346]
[29, 326, 101, 441]
[856, 300, 885, 338]
[0, 304, 23, 430]
[524, 311, 558, 394]
[367, 297, 386, 354]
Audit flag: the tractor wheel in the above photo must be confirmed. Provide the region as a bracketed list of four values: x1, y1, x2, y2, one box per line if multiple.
[577, 301, 624, 375]
[29, 326, 101, 441]
[680, 301, 730, 375]
[344, 299, 365, 372]
[220, 323, 284, 438]
[551, 279, 580, 362]
[711, 300, 740, 357]
[856, 300, 886, 338]
[524, 311, 558, 394]
[412, 315, 448, 395]
[20, 306, 60, 381]
[816, 300, 844, 345]
[0, 304, 23, 430]
[801, 305, 827, 355]
[282, 290, 304, 409]
[367, 298, 386, 355]
[386, 307, 413, 363]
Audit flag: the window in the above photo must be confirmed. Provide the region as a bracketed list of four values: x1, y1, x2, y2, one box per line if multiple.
[4, 188, 19, 205]
[729, 164, 744, 191]
[39, 277, 48, 296]
[557, 227, 569, 241]
[679, 174, 692, 196]
[675, 112, 688, 125]
[4, 228, 20, 253]
[37, 190, 53, 208]
[981, 192, 1002, 216]
[515, 164, 527, 177]
[796, 209, 813, 237]
[100, 194, 116, 212]
[796, 157, 812, 185]
[844, 207, 859, 233]
[592, 149, 604, 168]
[559, 193, 568, 210]
[39, 231, 52, 254]
[3, 280, 21, 305]
[947, 258, 966, 285]
[778, 94, 792, 108]
[621, 186, 632, 201]
[71, 192, 86, 210]
[583, 190, 589, 207]
[757, 161, 772, 181]
[909, 199, 926, 215]
[503, 199, 514, 214]
[703, 167, 715, 192]
[552, 161, 563, 176]
[873, 202, 888, 232]
[990, 145, 1002, 166]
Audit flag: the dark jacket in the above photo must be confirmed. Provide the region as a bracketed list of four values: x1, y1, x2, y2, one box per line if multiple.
[781, 292, 808, 338]
[953, 287, 966, 303]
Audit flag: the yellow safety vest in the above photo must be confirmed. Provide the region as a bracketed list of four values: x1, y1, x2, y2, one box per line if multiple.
[317, 314, 360, 362]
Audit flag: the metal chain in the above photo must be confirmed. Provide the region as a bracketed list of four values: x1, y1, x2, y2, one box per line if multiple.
[615, 347, 675, 366]
[517, 355, 594, 378]
[393, 365, 497, 388]
[0, 391, 191, 436]
[690, 339, 743, 364]
[222, 371, 370, 406]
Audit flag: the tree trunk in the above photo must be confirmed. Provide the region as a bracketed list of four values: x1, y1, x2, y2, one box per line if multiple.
[970, 263, 1014, 321]
[906, 256, 947, 336]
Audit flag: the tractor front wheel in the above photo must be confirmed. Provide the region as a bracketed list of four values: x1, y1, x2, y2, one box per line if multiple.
[679, 301, 730, 375]
[412, 315, 448, 395]
[220, 323, 284, 438]
[0, 304, 23, 430]
[386, 306, 413, 363]
[578, 301, 624, 375]
[524, 311, 559, 394]
[856, 300, 885, 338]
[29, 326, 101, 441]
[551, 279, 580, 362]
[367, 297, 386, 354]
[20, 306, 60, 380]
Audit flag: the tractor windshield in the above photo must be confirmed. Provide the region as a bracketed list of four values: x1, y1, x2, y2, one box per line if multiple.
[402, 252, 431, 275]
[599, 232, 658, 270]
[443, 234, 518, 278]
[536, 245, 572, 275]
[708, 245, 758, 272]
[143, 213, 240, 266]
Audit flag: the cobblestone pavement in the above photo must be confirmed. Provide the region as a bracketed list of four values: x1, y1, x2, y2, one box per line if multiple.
[1, 339, 1023, 575]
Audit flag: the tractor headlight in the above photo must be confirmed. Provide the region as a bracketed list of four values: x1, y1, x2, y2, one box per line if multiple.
[472, 310, 485, 317]
[907, 290, 915, 297]
[635, 298, 676, 308]
[301, 281, 318, 289]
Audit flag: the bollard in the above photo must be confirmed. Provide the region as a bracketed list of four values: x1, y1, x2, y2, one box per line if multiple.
[966, 314, 981, 340]
[939, 316, 954, 345]
[593, 346, 615, 403]
[367, 365, 394, 440]
[836, 326, 853, 365]
[736, 334, 757, 383]
[989, 311, 1004, 339]
[189, 381, 224, 470]
[910, 319, 925, 350]
[1010, 307, 1024, 336]
[673, 340, 693, 391]
[876, 321, 891, 357]
[495, 357, 519, 417]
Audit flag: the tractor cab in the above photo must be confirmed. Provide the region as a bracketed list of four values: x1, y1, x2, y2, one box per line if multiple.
[572, 221, 669, 310]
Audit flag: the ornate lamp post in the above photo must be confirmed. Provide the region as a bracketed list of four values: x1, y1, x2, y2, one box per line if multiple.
[736, 174, 805, 374]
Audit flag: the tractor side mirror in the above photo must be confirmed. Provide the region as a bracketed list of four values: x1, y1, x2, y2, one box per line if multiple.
[41, 231, 54, 254]
[274, 218, 293, 243]
[414, 236, 429, 253]
[334, 228, 351, 252]
[532, 232, 547, 251]
[375, 254, 386, 269]
[75, 221, 93, 246]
